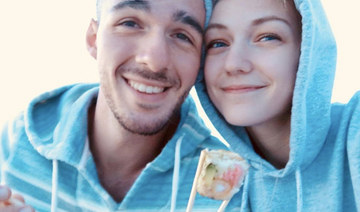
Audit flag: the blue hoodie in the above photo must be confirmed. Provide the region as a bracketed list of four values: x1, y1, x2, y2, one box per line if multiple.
[196, 0, 360, 211]
[0, 83, 228, 212]
[0, 1, 230, 211]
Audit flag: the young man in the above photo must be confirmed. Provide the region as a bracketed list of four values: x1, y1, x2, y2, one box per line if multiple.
[0, 0, 226, 211]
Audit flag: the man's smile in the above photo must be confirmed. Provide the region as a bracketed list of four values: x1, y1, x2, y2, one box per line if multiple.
[128, 80, 165, 94]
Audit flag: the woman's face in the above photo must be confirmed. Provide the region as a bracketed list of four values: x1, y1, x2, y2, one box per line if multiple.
[204, 0, 301, 128]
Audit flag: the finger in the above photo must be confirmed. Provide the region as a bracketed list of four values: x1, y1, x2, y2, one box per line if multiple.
[19, 206, 35, 212]
[0, 185, 11, 201]
[0, 205, 34, 212]
[11, 194, 25, 203]
[6, 197, 26, 207]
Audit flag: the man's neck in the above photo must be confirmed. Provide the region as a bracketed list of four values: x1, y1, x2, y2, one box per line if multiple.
[87, 96, 179, 202]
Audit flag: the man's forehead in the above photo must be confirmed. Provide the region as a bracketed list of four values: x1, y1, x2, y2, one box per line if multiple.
[101, 0, 206, 30]
[97, 0, 212, 30]
[109, 0, 150, 11]
[103, 0, 205, 12]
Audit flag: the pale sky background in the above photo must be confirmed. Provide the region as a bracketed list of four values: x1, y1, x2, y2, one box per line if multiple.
[0, 0, 359, 127]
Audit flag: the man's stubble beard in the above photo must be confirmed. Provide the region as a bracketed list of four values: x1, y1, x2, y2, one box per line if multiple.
[100, 65, 193, 136]
[105, 88, 189, 136]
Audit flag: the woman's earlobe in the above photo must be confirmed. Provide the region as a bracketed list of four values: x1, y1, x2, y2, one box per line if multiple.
[86, 19, 98, 59]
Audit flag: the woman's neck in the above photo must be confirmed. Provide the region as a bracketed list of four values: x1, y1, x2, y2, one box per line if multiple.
[246, 115, 291, 169]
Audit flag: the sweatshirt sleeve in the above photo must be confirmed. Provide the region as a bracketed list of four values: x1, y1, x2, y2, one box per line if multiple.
[0, 113, 25, 183]
[347, 123, 360, 209]
[346, 92, 360, 208]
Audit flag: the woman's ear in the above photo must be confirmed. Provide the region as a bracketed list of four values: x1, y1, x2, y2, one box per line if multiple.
[86, 19, 98, 59]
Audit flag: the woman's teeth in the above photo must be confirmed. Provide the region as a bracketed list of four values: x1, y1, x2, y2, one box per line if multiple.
[129, 81, 165, 94]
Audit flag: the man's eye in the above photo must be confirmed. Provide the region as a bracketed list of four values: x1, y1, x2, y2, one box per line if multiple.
[119, 20, 138, 28]
[175, 33, 192, 44]
[207, 41, 227, 50]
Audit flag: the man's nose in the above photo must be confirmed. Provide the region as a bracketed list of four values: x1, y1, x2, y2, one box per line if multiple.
[135, 30, 170, 72]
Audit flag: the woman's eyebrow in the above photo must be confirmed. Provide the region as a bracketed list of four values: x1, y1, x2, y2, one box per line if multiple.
[252, 15, 291, 27]
[205, 23, 227, 34]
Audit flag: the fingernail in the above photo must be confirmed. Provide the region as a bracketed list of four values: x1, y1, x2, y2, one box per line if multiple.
[20, 206, 33, 212]
[0, 186, 10, 199]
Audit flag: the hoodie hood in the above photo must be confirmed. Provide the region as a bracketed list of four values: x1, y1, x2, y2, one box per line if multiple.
[24, 84, 99, 165]
[195, 0, 337, 177]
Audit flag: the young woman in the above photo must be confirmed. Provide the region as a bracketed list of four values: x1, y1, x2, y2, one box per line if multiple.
[196, 0, 360, 211]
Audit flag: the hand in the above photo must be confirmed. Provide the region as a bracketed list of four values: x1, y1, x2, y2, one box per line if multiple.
[0, 185, 35, 212]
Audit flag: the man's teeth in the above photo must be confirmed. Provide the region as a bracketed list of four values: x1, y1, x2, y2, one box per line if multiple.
[129, 81, 165, 94]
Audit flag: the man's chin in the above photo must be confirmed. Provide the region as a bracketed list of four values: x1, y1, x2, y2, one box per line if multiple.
[122, 118, 172, 136]
[109, 90, 186, 136]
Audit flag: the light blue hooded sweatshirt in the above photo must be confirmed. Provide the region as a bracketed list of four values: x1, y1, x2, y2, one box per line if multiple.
[0, 1, 230, 211]
[195, 0, 360, 211]
[0, 83, 228, 212]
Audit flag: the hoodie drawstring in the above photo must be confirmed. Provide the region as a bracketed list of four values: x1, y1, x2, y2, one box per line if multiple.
[51, 159, 58, 212]
[295, 168, 303, 212]
[48, 137, 184, 212]
[170, 136, 183, 212]
[240, 167, 251, 211]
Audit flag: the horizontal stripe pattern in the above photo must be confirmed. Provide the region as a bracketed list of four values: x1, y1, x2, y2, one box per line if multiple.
[1, 83, 227, 211]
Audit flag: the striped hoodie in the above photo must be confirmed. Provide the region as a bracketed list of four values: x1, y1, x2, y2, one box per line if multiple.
[0, 83, 227, 212]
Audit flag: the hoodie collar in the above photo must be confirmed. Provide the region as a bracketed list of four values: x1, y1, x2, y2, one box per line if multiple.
[144, 96, 211, 172]
[25, 84, 210, 172]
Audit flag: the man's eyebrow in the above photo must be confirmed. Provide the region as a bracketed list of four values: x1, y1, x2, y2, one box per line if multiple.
[173, 10, 204, 35]
[252, 15, 291, 27]
[111, 0, 150, 12]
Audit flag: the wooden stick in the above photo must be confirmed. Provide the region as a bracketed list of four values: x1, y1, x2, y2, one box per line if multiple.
[217, 200, 230, 212]
[186, 150, 207, 212]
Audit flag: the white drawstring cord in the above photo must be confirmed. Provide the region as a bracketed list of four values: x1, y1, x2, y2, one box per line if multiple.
[170, 136, 183, 212]
[51, 160, 59, 212]
[296, 169, 303, 212]
[240, 167, 250, 211]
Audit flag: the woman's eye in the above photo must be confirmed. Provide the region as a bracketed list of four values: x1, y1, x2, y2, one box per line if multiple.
[207, 41, 227, 50]
[259, 34, 281, 42]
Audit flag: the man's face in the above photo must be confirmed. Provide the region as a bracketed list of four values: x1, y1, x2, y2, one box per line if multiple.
[89, 0, 205, 135]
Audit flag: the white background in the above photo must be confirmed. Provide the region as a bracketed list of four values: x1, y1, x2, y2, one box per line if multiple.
[0, 0, 359, 127]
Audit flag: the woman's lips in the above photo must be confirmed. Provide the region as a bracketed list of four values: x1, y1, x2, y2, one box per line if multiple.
[222, 85, 266, 93]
